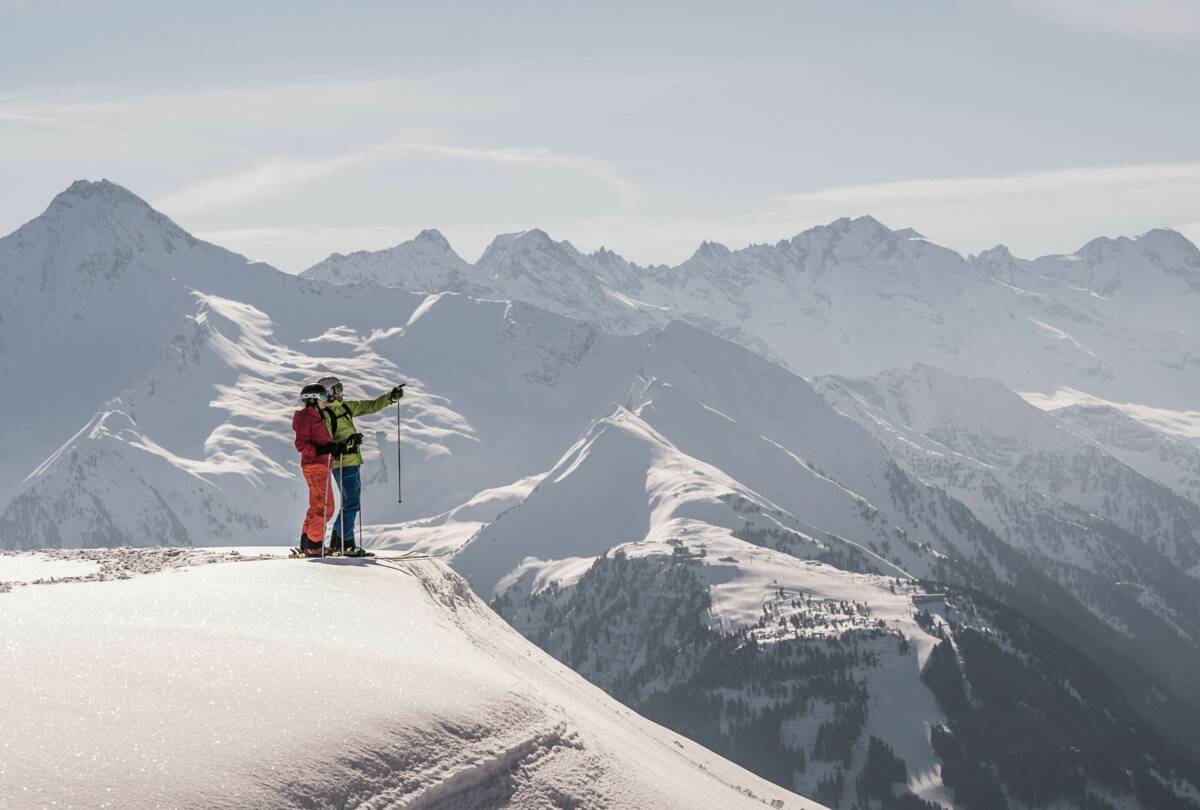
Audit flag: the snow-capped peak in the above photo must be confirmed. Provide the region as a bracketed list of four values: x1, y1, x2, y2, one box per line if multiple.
[1133, 227, 1200, 271]
[413, 227, 452, 248]
[2, 179, 271, 308]
[798, 214, 894, 243]
[51, 178, 154, 212]
[1040, 226, 1200, 302]
[1075, 233, 1136, 262]
[973, 244, 1015, 263]
[686, 240, 733, 263]
[302, 227, 472, 290]
[1074, 228, 1199, 267]
[970, 244, 1028, 283]
[589, 245, 637, 269]
[32, 178, 195, 249]
[476, 228, 581, 271]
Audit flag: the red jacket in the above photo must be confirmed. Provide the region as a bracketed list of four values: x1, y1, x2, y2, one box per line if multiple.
[292, 405, 334, 466]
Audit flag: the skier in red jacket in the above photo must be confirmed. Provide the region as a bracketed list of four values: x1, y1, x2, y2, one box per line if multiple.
[292, 383, 341, 556]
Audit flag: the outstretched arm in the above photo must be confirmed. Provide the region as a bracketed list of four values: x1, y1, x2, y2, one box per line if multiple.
[345, 390, 395, 418]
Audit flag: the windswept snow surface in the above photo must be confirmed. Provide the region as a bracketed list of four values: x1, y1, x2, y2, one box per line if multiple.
[0, 552, 99, 583]
[0, 548, 817, 810]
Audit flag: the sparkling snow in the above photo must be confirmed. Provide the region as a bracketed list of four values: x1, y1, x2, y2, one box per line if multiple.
[0, 548, 817, 809]
[0, 552, 100, 583]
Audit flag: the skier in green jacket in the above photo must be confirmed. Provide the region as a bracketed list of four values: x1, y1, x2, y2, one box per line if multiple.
[317, 375, 404, 556]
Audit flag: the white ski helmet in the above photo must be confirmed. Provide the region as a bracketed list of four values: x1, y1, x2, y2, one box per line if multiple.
[317, 375, 342, 396]
[299, 383, 328, 403]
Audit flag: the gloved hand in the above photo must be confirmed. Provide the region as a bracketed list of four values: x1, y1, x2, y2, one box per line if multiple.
[345, 432, 365, 451]
[316, 442, 341, 458]
[389, 383, 406, 402]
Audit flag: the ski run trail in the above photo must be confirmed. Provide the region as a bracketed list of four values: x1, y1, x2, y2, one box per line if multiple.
[0, 547, 818, 810]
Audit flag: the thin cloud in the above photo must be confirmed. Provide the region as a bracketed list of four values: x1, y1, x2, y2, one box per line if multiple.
[158, 138, 639, 216]
[391, 141, 640, 199]
[158, 152, 371, 215]
[775, 163, 1200, 258]
[778, 163, 1200, 207]
[1012, 0, 1200, 44]
[0, 96, 131, 138]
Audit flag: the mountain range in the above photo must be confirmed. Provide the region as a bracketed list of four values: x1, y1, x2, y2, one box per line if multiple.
[305, 214, 1200, 411]
[3, 179, 1200, 808]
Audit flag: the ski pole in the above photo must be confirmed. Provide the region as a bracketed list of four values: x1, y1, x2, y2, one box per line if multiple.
[403, 396, 408, 504]
[321, 452, 332, 558]
[339, 463, 346, 557]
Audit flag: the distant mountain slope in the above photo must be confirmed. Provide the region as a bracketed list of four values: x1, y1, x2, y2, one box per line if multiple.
[449, 374, 1200, 804]
[816, 365, 1200, 579]
[449, 322, 1045, 603]
[494, 528, 1200, 809]
[815, 365, 1200, 737]
[304, 228, 480, 293]
[0, 549, 815, 810]
[1052, 401, 1200, 506]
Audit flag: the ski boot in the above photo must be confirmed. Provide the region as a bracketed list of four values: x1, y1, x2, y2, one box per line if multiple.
[331, 532, 371, 557]
[299, 533, 324, 558]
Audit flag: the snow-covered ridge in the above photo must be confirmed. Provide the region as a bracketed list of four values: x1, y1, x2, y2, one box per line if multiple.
[814, 364, 1200, 727]
[301, 209, 1200, 419]
[305, 228, 478, 294]
[0, 548, 818, 809]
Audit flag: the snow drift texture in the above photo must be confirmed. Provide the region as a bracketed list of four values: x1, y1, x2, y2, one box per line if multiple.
[0, 549, 815, 810]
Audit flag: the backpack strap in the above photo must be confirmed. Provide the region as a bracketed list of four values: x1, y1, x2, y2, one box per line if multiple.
[324, 401, 355, 437]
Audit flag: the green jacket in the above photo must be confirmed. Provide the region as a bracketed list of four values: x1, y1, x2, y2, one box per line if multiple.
[320, 392, 393, 468]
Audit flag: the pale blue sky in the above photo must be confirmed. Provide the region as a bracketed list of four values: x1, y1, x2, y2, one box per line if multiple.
[2, 0, 1198, 269]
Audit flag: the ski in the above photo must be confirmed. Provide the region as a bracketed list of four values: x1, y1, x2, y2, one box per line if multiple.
[371, 555, 440, 562]
[372, 549, 453, 561]
[285, 548, 441, 560]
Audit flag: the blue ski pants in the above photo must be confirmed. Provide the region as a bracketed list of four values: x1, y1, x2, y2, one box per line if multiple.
[332, 463, 361, 543]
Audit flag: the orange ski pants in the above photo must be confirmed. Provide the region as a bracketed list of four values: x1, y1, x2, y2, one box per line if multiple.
[301, 460, 334, 541]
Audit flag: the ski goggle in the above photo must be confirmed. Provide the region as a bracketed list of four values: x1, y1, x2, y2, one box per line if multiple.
[329, 382, 343, 395]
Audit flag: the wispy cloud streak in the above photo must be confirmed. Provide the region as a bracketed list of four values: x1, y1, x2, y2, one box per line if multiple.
[773, 162, 1200, 259]
[158, 139, 639, 216]
[778, 163, 1200, 208]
